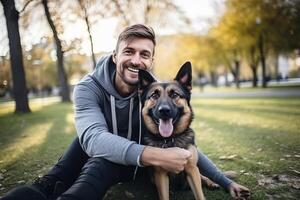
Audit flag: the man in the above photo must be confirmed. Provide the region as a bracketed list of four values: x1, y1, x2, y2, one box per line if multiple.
[2, 24, 249, 200]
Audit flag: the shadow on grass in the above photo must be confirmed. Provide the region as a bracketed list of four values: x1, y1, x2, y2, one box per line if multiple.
[104, 172, 232, 200]
[0, 103, 76, 195]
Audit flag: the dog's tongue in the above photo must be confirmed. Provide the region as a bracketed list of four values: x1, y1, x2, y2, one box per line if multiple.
[159, 119, 173, 137]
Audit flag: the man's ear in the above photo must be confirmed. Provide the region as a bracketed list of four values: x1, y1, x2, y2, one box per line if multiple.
[112, 50, 116, 63]
[174, 61, 192, 91]
[138, 69, 156, 92]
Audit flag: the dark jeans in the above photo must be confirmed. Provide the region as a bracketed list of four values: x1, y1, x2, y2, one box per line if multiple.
[1, 137, 232, 200]
[58, 158, 138, 200]
[45, 138, 89, 190]
[48, 138, 143, 200]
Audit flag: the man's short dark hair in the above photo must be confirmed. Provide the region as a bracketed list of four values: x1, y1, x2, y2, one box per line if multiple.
[116, 24, 156, 54]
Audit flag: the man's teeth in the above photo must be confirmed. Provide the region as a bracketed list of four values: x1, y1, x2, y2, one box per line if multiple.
[128, 67, 139, 73]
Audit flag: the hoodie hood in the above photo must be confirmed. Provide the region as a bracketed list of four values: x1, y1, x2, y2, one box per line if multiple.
[91, 55, 137, 101]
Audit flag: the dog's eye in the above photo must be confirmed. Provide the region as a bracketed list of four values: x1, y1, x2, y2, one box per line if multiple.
[170, 92, 179, 99]
[150, 93, 159, 100]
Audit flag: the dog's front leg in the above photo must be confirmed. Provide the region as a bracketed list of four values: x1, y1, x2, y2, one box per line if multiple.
[154, 167, 169, 200]
[185, 145, 205, 200]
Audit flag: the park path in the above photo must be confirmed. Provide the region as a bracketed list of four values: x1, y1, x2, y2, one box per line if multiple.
[192, 88, 300, 98]
[0, 96, 60, 109]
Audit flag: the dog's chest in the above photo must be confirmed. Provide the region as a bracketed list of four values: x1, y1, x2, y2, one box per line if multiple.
[143, 128, 195, 149]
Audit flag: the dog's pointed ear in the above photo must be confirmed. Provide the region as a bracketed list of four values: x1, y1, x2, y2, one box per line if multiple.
[138, 69, 156, 91]
[174, 61, 192, 91]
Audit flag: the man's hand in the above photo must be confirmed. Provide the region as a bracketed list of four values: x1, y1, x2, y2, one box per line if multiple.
[140, 146, 191, 174]
[228, 182, 250, 200]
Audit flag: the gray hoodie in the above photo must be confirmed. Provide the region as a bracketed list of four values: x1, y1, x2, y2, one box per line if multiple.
[73, 55, 233, 189]
[73, 55, 145, 166]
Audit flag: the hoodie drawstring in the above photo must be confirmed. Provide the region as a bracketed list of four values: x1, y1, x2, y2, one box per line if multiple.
[110, 95, 135, 141]
[133, 93, 142, 180]
[127, 98, 134, 140]
[110, 94, 142, 180]
[110, 95, 118, 135]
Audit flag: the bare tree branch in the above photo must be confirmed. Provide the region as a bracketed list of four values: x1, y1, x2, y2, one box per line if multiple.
[19, 0, 35, 13]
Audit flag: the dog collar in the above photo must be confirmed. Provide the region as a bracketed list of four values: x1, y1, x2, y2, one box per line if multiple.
[161, 137, 175, 148]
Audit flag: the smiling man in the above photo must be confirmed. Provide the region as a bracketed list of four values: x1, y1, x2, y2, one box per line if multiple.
[113, 37, 154, 96]
[2, 24, 249, 200]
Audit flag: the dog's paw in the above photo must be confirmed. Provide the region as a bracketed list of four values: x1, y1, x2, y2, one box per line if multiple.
[201, 175, 220, 190]
[206, 182, 220, 190]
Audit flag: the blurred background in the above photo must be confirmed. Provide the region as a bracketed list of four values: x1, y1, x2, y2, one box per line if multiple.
[1, 1, 300, 199]
[1, 0, 300, 112]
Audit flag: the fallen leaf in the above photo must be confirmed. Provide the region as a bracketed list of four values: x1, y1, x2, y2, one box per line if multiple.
[125, 190, 135, 199]
[291, 169, 300, 175]
[17, 180, 25, 184]
[259, 174, 300, 190]
[219, 154, 239, 160]
[291, 182, 300, 189]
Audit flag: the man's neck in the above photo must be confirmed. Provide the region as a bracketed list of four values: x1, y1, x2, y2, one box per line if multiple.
[114, 75, 136, 97]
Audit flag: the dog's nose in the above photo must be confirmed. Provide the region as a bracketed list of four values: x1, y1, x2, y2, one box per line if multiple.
[158, 105, 171, 118]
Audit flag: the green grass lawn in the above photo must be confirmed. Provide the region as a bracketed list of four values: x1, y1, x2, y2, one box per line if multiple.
[0, 97, 300, 199]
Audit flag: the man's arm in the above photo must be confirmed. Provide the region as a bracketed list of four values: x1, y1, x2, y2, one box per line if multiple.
[73, 82, 144, 166]
[197, 150, 250, 199]
[140, 146, 191, 173]
[197, 150, 232, 189]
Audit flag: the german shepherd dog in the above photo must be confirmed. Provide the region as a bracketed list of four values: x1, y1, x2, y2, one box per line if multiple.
[138, 62, 205, 200]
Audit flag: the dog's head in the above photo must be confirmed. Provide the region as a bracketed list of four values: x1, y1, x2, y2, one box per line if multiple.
[138, 62, 193, 138]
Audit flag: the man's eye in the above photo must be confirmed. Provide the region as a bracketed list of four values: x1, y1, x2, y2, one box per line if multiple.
[124, 50, 133, 55]
[141, 53, 150, 59]
[170, 92, 179, 99]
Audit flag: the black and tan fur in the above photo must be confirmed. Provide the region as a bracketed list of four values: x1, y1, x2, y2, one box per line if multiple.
[138, 62, 205, 200]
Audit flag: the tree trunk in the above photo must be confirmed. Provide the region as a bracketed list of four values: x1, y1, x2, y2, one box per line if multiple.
[78, 0, 96, 69]
[251, 65, 258, 87]
[209, 70, 218, 87]
[274, 53, 280, 82]
[249, 46, 258, 87]
[234, 59, 240, 89]
[1, 0, 30, 113]
[224, 67, 230, 87]
[42, 0, 70, 102]
[258, 33, 267, 88]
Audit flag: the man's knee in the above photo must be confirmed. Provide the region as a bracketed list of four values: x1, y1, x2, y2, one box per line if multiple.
[80, 157, 122, 184]
[58, 157, 128, 200]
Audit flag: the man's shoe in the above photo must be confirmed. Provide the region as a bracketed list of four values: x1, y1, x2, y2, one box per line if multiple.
[32, 177, 56, 198]
[0, 185, 47, 200]
[52, 181, 66, 198]
[32, 177, 66, 199]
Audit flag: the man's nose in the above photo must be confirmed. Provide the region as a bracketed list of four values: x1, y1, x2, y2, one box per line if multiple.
[131, 53, 142, 66]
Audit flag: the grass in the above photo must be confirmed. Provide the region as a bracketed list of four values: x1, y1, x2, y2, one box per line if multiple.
[196, 84, 300, 93]
[0, 101, 76, 196]
[0, 97, 300, 199]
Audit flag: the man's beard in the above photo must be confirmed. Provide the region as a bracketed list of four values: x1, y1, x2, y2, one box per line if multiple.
[120, 62, 141, 86]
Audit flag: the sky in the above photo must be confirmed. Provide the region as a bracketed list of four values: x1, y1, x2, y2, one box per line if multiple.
[0, 0, 224, 56]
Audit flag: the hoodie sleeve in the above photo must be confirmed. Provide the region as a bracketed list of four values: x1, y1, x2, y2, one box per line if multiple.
[73, 82, 145, 166]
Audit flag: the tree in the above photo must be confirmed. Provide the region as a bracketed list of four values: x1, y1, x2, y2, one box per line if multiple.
[214, 0, 300, 88]
[111, 0, 190, 31]
[1, 0, 30, 113]
[76, 0, 97, 69]
[41, 0, 70, 102]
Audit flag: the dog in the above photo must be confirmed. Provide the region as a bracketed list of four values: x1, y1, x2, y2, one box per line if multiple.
[138, 62, 205, 200]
